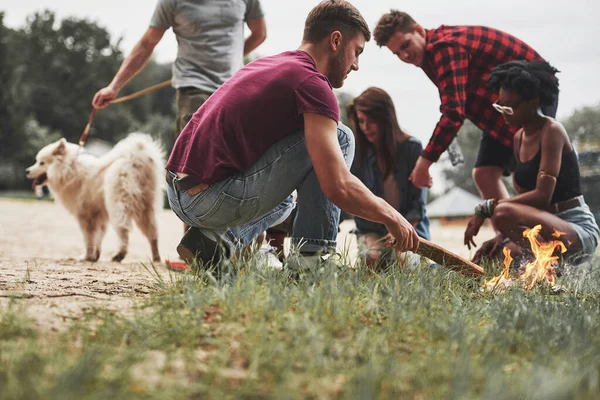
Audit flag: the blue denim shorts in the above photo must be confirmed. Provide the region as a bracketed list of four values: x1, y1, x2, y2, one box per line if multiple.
[556, 204, 600, 256]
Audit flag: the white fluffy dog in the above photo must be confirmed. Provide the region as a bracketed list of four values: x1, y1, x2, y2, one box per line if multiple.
[26, 133, 165, 262]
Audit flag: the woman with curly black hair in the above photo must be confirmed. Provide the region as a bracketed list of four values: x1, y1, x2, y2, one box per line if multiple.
[464, 60, 599, 263]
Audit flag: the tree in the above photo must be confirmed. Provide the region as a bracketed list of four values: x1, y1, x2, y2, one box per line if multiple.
[438, 121, 517, 198]
[0, 12, 16, 161]
[335, 90, 355, 128]
[18, 11, 129, 143]
[0, 10, 178, 189]
[562, 103, 600, 149]
[562, 104, 600, 222]
[438, 121, 482, 197]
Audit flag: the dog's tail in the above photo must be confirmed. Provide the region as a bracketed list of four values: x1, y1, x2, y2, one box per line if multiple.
[104, 132, 166, 206]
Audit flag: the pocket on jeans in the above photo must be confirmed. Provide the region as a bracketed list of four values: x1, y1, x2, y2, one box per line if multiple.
[181, 188, 212, 214]
[195, 192, 260, 230]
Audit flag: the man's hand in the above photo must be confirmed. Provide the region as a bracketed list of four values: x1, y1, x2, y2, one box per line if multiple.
[91, 27, 165, 110]
[464, 214, 485, 250]
[385, 214, 419, 253]
[409, 156, 433, 189]
[377, 233, 394, 247]
[92, 85, 118, 109]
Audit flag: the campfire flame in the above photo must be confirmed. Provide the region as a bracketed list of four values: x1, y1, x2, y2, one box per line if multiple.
[484, 224, 567, 291]
[484, 247, 513, 290]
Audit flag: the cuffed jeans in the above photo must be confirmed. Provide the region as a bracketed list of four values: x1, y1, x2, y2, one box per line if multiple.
[167, 123, 355, 254]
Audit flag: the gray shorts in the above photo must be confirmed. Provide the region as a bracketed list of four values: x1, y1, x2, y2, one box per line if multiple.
[165, 87, 212, 153]
[556, 204, 600, 256]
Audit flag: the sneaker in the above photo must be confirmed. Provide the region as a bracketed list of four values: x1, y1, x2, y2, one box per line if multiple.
[285, 251, 343, 274]
[260, 245, 283, 270]
[397, 251, 422, 270]
[177, 227, 228, 267]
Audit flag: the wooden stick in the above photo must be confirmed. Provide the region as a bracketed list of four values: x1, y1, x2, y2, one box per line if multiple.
[79, 79, 172, 146]
[417, 238, 484, 276]
[109, 79, 172, 104]
[78, 108, 97, 146]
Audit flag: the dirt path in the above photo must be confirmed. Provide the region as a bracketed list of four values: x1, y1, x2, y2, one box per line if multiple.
[0, 198, 182, 331]
[0, 198, 493, 331]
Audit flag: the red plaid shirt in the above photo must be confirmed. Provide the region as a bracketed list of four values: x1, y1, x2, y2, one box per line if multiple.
[421, 25, 544, 162]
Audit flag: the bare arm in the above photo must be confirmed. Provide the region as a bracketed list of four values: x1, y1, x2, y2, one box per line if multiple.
[244, 17, 266, 56]
[304, 113, 419, 252]
[500, 121, 568, 209]
[92, 26, 166, 108]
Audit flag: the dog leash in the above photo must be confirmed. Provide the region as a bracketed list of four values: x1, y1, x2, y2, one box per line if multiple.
[79, 79, 172, 146]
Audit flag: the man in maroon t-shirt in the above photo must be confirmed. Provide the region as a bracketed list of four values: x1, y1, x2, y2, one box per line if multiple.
[165, 0, 419, 270]
[373, 10, 557, 203]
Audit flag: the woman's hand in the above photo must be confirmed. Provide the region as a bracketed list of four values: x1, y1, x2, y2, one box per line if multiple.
[472, 234, 505, 264]
[464, 214, 485, 250]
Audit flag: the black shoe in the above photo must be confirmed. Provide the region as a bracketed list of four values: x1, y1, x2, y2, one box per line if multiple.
[177, 227, 228, 267]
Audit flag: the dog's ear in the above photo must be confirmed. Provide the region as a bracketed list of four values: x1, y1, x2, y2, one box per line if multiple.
[53, 138, 67, 155]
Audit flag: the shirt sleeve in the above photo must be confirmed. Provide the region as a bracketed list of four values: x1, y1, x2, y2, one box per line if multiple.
[421, 43, 469, 162]
[245, 0, 265, 22]
[294, 75, 340, 122]
[150, 0, 176, 30]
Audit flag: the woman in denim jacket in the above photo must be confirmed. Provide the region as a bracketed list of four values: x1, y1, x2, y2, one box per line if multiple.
[347, 87, 430, 268]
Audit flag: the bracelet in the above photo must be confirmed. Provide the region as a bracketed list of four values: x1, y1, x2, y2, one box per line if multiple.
[474, 198, 497, 219]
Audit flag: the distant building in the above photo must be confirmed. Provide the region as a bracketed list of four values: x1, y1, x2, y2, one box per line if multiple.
[427, 187, 482, 225]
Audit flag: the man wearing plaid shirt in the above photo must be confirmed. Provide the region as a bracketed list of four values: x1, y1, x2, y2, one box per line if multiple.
[373, 10, 557, 201]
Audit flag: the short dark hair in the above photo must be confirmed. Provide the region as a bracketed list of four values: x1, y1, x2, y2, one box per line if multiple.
[303, 0, 371, 43]
[373, 10, 417, 47]
[487, 60, 560, 107]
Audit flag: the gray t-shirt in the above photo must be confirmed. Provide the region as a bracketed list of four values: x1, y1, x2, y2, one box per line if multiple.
[150, 0, 264, 93]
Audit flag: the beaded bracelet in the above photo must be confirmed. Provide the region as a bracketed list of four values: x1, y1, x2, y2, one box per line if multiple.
[474, 198, 497, 219]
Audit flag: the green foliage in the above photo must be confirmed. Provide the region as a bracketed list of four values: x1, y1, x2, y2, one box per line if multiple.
[2, 256, 600, 399]
[335, 90, 355, 128]
[439, 121, 486, 197]
[563, 103, 600, 148]
[0, 10, 175, 190]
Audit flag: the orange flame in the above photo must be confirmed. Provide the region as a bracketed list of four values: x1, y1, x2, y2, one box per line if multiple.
[518, 225, 566, 289]
[484, 247, 513, 290]
[484, 224, 567, 291]
[551, 228, 566, 238]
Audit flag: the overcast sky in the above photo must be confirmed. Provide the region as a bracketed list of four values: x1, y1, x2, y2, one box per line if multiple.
[2, 0, 599, 188]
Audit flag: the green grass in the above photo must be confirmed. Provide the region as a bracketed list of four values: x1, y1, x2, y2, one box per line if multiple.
[2, 254, 600, 399]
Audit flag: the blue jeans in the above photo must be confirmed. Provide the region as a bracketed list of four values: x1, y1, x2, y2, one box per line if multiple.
[167, 123, 355, 254]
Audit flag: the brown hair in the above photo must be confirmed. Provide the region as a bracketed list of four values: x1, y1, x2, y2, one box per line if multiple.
[346, 87, 409, 177]
[303, 0, 371, 43]
[373, 10, 417, 47]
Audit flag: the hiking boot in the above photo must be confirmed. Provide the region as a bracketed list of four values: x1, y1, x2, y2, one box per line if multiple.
[177, 227, 228, 268]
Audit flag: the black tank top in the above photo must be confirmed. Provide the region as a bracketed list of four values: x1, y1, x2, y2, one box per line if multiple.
[513, 120, 582, 204]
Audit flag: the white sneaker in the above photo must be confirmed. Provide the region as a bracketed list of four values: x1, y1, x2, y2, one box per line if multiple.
[398, 251, 422, 270]
[259, 245, 283, 270]
[285, 252, 342, 273]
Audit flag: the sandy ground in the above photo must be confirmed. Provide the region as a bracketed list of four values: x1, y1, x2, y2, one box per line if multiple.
[0, 198, 494, 331]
